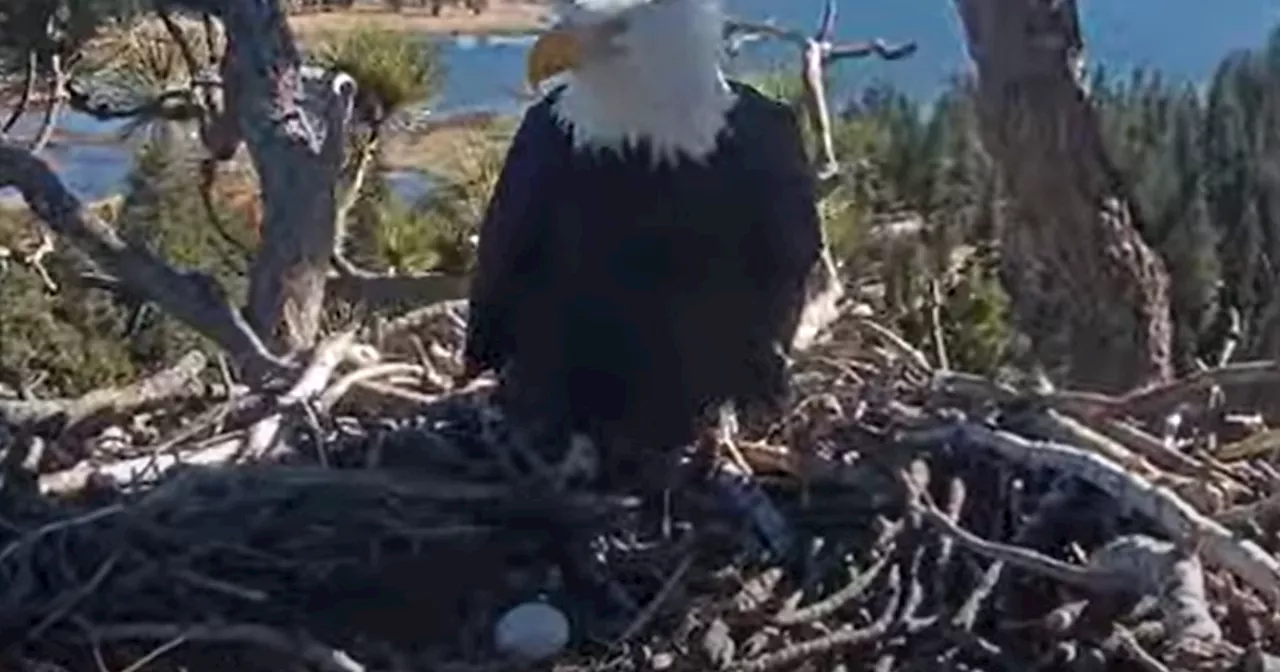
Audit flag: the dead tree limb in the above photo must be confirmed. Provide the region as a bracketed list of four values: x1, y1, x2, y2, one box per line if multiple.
[951, 0, 1174, 393]
[725, 0, 916, 181]
[326, 270, 470, 312]
[723, 0, 914, 352]
[0, 351, 210, 434]
[0, 141, 286, 380]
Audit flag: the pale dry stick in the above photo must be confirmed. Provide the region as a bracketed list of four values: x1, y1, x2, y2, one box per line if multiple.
[117, 631, 190, 672]
[331, 126, 383, 277]
[1111, 359, 1280, 420]
[731, 565, 903, 672]
[903, 423, 1280, 606]
[170, 567, 268, 603]
[927, 279, 950, 370]
[87, 622, 365, 672]
[772, 549, 895, 625]
[0, 350, 209, 431]
[901, 471, 1113, 591]
[1216, 427, 1280, 463]
[280, 330, 361, 406]
[1090, 536, 1222, 644]
[28, 42, 66, 154]
[906, 472, 1221, 646]
[931, 476, 967, 602]
[403, 335, 455, 391]
[39, 433, 244, 495]
[20, 230, 58, 292]
[1032, 411, 1249, 504]
[716, 402, 756, 477]
[1110, 626, 1174, 672]
[853, 316, 933, 374]
[317, 362, 427, 412]
[244, 330, 361, 457]
[1095, 417, 1217, 480]
[351, 379, 439, 406]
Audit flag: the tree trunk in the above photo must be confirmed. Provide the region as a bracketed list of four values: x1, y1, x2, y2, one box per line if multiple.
[176, 0, 356, 354]
[951, 0, 1174, 393]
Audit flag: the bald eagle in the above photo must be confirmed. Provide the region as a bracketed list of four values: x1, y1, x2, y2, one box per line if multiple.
[462, 0, 823, 472]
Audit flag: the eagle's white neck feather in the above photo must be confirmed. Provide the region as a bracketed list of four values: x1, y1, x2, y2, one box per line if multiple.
[549, 0, 734, 166]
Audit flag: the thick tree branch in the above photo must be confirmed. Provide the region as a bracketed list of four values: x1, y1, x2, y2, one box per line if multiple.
[326, 271, 470, 311]
[0, 351, 210, 433]
[64, 82, 203, 122]
[0, 141, 287, 380]
[165, 0, 357, 353]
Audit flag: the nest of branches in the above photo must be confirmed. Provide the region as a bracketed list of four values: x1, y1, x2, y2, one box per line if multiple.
[2, 302, 1280, 672]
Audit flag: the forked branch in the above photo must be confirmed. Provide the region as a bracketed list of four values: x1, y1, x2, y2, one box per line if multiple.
[725, 0, 916, 180]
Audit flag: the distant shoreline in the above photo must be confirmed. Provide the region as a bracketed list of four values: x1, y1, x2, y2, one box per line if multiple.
[286, 2, 553, 38]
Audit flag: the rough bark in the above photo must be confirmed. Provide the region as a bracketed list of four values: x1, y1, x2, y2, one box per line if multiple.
[169, 0, 357, 354]
[951, 0, 1174, 393]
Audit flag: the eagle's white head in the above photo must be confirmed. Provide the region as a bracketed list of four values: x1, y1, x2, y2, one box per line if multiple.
[527, 0, 735, 165]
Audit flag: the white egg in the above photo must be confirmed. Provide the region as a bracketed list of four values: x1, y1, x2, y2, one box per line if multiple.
[494, 601, 571, 662]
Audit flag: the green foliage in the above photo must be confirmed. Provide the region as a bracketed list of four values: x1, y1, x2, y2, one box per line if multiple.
[112, 129, 254, 367]
[313, 25, 444, 121]
[0, 131, 254, 397]
[1090, 69, 1222, 368]
[21, 12, 1280, 396]
[344, 127, 509, 276]
[802, 73, 1014, 373]
[0, 210, 138, 395]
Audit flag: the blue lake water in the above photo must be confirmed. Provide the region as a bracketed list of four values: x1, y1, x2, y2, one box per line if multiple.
[2, 0, 1275, 204]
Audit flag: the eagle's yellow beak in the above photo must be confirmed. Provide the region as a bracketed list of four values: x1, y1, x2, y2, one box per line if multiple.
[527, 27, 586, 90]
[527, 19, 628, 90]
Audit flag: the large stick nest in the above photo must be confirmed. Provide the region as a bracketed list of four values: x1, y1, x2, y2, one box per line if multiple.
[2, 305, 1280, 672]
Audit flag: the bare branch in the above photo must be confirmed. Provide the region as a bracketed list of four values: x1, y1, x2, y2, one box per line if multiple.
[332, 124, 383, 276]
[816, 0, 837, 42]
[0, 140, 288, 380]
[64, 82, 203, 122]
[0, 351, 210, 433]
[827, 39, 918, 62]
[724, 9, 916, 181]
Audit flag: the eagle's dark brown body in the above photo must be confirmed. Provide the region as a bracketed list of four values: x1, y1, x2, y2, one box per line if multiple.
[463, 80, 822, 459]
